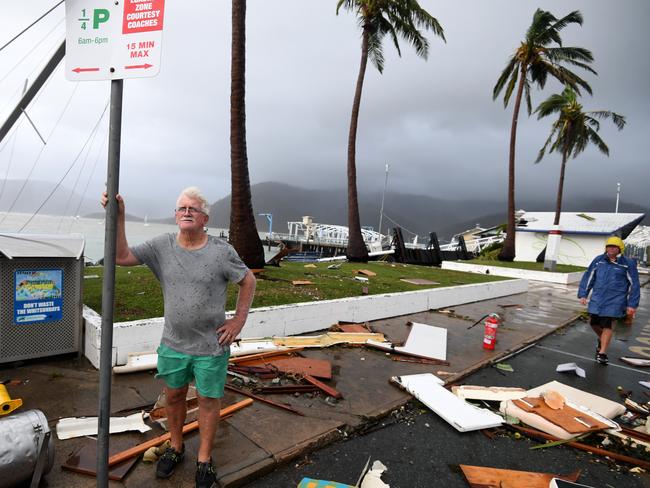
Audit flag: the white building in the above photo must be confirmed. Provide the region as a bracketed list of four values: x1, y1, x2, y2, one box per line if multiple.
[514, 212, 645, 267]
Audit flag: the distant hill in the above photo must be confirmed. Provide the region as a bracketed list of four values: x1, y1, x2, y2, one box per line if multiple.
[208, 182, 648, 241]
[3, 179, 645, 240]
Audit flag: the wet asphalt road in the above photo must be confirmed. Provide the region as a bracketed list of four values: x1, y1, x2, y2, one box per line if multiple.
[244, 282, 650, 488]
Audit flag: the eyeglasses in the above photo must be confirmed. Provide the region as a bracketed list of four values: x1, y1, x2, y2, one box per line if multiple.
[175, 206, 205, 215]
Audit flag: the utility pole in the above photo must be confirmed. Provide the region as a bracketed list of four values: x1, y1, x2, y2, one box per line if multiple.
[615, 182, 621, 213]
[378, 163, 389, 237]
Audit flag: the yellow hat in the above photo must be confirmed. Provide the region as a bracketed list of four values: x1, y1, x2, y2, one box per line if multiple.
[605, 236, 624, 253]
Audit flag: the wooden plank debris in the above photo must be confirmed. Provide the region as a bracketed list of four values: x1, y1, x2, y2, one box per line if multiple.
[513, 397, 610, 434]
[107, 398, 253, 467]
[303, 374, 343, 399]
[459, 464, 580, 488]
[399, 278, 439, 285]
[511, 424, 650, 470]
[224, 384, 304, 416]
[272, 332, 385, 348]
[354, 269, 377, 277]
[292, 280, 313, 286]
[391, 356, 450, 366]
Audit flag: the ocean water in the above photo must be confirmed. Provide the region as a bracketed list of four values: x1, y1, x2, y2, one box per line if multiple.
[0, 212, 278, 263]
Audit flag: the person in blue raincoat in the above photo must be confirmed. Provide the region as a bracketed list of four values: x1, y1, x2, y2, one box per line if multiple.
[578, 236, 640, 364]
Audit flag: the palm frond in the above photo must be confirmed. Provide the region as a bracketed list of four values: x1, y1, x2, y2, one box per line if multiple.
[493, 56, 518, 99]
[586, 127, 610, 156]
[502, 66, 520, 107]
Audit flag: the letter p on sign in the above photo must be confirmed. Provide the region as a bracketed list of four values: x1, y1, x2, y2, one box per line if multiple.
[93, 9, 110, 29]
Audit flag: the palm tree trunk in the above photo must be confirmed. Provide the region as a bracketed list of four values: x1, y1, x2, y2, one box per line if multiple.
[498, 66, 527, 262]
[345, 24, 370, 262]
[230, 0, 264, 268]
[553, 149, 569, 226]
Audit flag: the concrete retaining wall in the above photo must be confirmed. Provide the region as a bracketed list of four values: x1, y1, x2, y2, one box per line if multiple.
[83, 278, 528, 368]
[441, 261, 584, 284]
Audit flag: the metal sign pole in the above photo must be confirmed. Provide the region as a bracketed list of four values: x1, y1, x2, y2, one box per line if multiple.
[97, 78, 123, 487]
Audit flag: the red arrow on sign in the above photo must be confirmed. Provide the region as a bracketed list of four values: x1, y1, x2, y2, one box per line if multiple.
[124, 63, 153, 70]
[72, 67, 100, 73]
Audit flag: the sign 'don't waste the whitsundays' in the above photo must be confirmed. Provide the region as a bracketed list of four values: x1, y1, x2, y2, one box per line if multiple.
[14, 270, 63, 324]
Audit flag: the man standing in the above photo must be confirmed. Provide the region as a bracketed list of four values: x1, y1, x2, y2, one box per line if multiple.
[578, 236, 640, 365]
[102, 187, 256, 488]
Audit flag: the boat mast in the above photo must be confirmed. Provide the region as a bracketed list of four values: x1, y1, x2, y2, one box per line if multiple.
[378, 162, 389, 237]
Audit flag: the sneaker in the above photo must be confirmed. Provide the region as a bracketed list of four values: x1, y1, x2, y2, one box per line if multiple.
[596, 352, 609, 365]
[196, 459, 219, 488]
[156, 445, 185, 479]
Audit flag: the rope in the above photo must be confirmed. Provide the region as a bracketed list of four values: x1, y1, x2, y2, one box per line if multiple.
[0, 1, 64, 53]
[382, 213, 419, 237]
[57, 109, 107, 232]
[0, 77, 78, 226]
[68, 131, 107, 234]
[0, 17, 65, 84]
[19, 100, 108, 232]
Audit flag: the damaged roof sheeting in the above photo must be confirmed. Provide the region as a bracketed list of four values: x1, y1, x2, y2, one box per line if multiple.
[0, 233, 85, 259]
[56, 412, 151, 440]
[367, 322, 447, 361]
[392, 373, 503, 432]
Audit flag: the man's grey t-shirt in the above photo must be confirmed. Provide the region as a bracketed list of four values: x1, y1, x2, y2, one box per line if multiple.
[131, 234, 248, 356]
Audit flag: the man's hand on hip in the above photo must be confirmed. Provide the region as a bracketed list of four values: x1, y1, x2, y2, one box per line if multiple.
[217, 317, 245, 346]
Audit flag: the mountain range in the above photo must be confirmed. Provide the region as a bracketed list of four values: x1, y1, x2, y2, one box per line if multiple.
[2, 180, 646, 240]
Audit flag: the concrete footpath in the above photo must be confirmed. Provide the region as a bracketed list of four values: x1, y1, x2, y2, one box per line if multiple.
[247, 278, 650, 488]
[0, 279, 642, 487]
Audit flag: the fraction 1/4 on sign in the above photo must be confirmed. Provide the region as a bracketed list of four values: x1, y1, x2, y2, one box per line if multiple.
[77, 8, 110, 30]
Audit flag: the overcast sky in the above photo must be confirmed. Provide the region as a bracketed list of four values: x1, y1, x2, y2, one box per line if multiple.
[0, 1, 648, 219]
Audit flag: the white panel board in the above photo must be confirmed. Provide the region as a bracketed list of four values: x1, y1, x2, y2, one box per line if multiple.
[392, 373, 503, 432]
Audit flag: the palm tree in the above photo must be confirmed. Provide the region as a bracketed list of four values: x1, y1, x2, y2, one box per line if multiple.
[230, 0, 265, 268]
[535, 86, 626, 226]
[337, 0, 444, 262]
[493, 9, 595, 261]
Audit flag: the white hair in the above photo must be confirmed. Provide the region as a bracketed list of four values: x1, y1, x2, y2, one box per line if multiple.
[177, 186, 210, 215]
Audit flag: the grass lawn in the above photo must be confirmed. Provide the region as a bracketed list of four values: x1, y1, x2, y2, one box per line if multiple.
[83, 261, 507, 322]
[469, 259, 585, 273]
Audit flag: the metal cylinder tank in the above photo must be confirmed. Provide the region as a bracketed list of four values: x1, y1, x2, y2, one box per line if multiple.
[0, 409, 54, 487]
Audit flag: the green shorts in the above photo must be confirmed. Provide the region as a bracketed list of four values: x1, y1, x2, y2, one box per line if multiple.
[156, 344, 230, 398]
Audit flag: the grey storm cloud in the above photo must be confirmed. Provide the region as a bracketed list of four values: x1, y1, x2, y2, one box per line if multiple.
[0, 0, 648, 218]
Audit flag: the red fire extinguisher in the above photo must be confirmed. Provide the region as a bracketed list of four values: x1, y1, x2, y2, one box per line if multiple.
[482, 313, 501, 350]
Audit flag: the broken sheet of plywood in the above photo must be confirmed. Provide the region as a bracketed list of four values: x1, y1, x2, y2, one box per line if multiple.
[399, 278, 439, 285]
[62, 438, 138, 481]
[500, 399, 618, 440]
[56, 412, 151, 440]
[526, 380, 625, 419]
[459, 465, 580, 488]
[234, 356, 332, 379]
[272, 332, 385, 348]
[452, 385, 526, 402]
[392, 373, 502, 432]
[512, 397, 610, 434]
[367, 322, 447, 361]
[354, 269, 377, 277]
